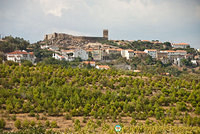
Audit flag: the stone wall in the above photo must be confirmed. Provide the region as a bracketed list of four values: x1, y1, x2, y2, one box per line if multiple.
[44, 32, 108, 48]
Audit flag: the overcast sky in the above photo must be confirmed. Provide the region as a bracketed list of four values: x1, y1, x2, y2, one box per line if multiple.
[0, 0, 200, 48]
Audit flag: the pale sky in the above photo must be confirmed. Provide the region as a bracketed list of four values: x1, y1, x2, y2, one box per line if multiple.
[0, 0, 200, 48]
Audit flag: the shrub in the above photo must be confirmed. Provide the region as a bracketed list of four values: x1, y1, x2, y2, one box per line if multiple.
[65, 113, 72, 120]
[22, 120, 30, 129]
[74, 119, 80, 131]
[130, 118, 137, 125]
[51, 121, 58, 128]
[195, 106, 200, 115]
[36, 113, 40, 120]
[96, 120, 102, 127]
[11, 114, 16, 121]
[45, 120, 50, 128]
[30, 120, 36, 127]
[29, 110, 35, 117]
[37, 121, 43, 127]
[0, 119, 6, 129]
[14, 120, 21, 129]
[83, 116, 87, 123]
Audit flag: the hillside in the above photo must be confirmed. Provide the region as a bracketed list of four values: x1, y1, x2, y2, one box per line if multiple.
[0, 63, 200, 133]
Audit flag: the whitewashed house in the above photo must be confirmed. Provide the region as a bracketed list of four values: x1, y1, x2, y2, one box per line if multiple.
[49, 46, 59, 51]
[52, 53, 66, 61]
[96, 65, 110, 70]
[41, 44, 50, 49]
[105, 48, 122, 54]
[160, 50, 187, 65]
[61, 48, 88, 61]
[172, 43, 190, 48]
[86, 49, 103, 61]
[161, 50, 187, 57]
[191, 60, 197, 65]
[144, 49, 157, 58]
[121, 49, 134, 59]
[6, 50, 36, 64]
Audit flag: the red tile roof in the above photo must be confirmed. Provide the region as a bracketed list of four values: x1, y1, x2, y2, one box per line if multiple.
[107, 48, 123, 51]
[134, 51, 146, 54]
[7, 51, 28, 55]
[126, 49, 134, 52]
[29, 52, 34, 55]
[142, 40, 150, 42]
[97, 65, 110, 69]
[173, 43, 189, 45]
[176, 50, 187, 53]
[61, 50, 75, 53]
[83, 61, 95, 64]
[145, 49, 157, 51]
[164, 50, 176, 53]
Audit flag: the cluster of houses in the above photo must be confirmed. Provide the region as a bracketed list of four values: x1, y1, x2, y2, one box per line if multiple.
[5, 42, 199, 68]
[45, 42, 196, 67]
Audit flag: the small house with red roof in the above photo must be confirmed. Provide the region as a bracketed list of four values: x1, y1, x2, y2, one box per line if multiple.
[82, 61, 96, 67]
[172, 43, 190, 48]
[144, 49, 157, 58]
[96, 65, 110, 70]
[121, 49, 135, 59]
[6, 50, 36, 64]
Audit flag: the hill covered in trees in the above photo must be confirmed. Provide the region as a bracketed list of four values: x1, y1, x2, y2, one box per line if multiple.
[0, 63, 200, 133]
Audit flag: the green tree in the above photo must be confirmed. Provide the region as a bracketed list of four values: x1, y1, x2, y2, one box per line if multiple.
[22, 120, 30, 129]
[74, 119, 81, 131]
[14, 120, 21, 129]
[0, 119, 6, 129]
[65, 113, 72, 120]
[195, 106, 200, 115]
[51, 121, 58, 128]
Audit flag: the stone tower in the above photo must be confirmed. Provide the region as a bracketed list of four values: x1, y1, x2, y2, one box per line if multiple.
[103, 29, 108, 39]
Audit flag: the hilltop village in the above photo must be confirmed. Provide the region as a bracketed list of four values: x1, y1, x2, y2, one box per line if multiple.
[1, 30, 200, 73]
[41, 30, 199, 70]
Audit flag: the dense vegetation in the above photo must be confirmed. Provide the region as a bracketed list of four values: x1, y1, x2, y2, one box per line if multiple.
[0, 36, 30, 53]
[1, 125, 200, 134]
[0, 63, 200, 133]
[100, 40, 172, 51]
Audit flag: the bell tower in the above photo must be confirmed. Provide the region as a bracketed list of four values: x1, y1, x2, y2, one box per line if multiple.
[103, 29, 108, 40]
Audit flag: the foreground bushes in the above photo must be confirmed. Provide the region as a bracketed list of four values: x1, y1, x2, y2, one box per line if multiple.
[0, 119, 6, 129]
[1, 124, 200, 134]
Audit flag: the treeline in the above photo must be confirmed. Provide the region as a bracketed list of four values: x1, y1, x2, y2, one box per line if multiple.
[100, 40, 172, 51]
[0, 36, 30, 53]
[1, 122, 200, 134]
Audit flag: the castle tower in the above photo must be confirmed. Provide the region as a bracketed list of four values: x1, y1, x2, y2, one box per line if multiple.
[103, 29, 108, 39]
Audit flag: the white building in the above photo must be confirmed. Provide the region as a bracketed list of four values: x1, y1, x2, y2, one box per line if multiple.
[61, 48, 88, 61]
[172, 43, 190, 48]
[160, 50, 187, 65]
[121, 49, 134, 59]
[6, 50, 36, 64]
[144, 49, 157, 58]
[191, 60, 197, 65]
[49, 46, 59, 51]
[96, 65, 110, 70]
[175, 50, 187, 55]
[161, 50, 187, 57]
[41, 44, 50, 49]
[52, 53, 66, 61]
[86, 49, 103, 61]
[105, 48, 122, 54]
